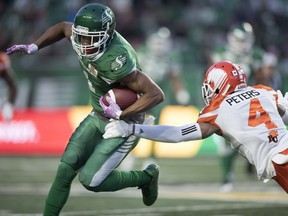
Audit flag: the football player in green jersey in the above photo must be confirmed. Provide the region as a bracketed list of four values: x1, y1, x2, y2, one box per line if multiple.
[6, 3, 164, 215]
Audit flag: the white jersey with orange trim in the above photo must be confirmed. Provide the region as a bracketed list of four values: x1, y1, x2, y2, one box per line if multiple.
[198, 85, 288, 181]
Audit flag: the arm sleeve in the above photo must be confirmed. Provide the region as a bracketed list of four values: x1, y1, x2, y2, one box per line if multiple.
[134, 123, 202, 143]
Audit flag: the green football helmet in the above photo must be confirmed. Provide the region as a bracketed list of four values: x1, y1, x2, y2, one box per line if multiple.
[71, 3, 116, 61]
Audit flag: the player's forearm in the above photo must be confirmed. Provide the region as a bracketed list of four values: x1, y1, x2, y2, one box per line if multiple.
[35, 22, 72, 49]
[8, 76, 17, 103]
[120, 71, 164, 119]
[121, 91, 163, 119]
[133, 123, 202, 143]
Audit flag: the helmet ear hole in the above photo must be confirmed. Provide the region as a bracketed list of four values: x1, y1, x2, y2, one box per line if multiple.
[215, 89, 220, 94]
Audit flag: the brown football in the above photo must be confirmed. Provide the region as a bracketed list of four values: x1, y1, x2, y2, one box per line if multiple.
[102, 87, 138, 110]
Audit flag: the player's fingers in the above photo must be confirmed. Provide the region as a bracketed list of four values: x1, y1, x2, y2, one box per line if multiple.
[99, 96, 106, 108]
[284, 92, 288, 100]
[105, 122, 114, 130]
[106, 96, 114, 105]
[103, 131, 114, 139]
[277, 90, 283, 97]
[6, 46, 17, 55]
[6, 45, 25, 55]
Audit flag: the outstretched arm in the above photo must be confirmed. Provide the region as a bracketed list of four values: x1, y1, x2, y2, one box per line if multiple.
[34, 22, 73, 49]
[103, 120, 218, 142]
[133, 122, 216, 142]
[6, 22, 73, 55]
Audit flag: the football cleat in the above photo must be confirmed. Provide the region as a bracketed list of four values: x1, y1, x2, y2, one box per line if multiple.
[140, 164, 160, 206]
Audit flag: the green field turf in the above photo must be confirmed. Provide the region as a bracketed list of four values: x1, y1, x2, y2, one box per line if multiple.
[0, 156, 287, 216]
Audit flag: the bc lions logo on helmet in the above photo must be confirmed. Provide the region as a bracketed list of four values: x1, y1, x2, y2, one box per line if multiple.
[202, 61, 248, 105]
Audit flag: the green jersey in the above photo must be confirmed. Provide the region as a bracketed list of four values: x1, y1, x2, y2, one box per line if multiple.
[76, 32, 141, 114]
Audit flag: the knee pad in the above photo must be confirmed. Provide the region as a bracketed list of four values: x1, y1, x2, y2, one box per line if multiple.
[61, 145, 82, 171]
[56, 162, 77, 182]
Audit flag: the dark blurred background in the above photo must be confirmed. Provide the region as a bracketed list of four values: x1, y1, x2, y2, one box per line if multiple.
[2, 0, 288, 109]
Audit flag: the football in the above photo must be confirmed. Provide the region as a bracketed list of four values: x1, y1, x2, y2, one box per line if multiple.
[102, 87, 138, 110]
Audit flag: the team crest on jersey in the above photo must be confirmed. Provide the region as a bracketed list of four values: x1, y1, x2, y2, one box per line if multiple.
[88, 63, 98, 76]
[111, 54, 127, 71]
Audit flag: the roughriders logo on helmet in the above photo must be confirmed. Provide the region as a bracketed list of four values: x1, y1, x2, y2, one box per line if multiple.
[102, 8, 114, 30]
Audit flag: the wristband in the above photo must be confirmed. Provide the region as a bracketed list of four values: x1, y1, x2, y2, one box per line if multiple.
[28, 44, 39, 54]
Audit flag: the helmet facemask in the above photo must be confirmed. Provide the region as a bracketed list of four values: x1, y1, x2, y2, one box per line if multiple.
[72, 24, 110, 61]
[202, 83, 214, 106]
[202, 68, 229, 105]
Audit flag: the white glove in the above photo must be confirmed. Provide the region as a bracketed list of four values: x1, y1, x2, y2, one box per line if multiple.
[2, 102, 13, 121]
[99, 96, 122, 120]
[277, 90, 288, 109]
[6, 44, 38, 55]
[103, 120, 133, 139]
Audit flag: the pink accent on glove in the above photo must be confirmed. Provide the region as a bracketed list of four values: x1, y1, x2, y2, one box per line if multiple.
[6, 44, 38, 55]
[99, 96, 122, 119]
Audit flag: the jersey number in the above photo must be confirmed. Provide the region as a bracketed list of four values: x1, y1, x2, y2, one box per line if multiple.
[248, 98, 278, 142]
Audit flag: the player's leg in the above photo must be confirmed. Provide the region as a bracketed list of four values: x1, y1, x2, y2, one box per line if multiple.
[79, 135, 159, 205]
[272, 148, 288, 193]
[215, 135, 237, 191]
[79, 135, 150, 190]
[272, 161, 288, 193]
[221, 148, 237, 184]
[44, 114, 98, 216]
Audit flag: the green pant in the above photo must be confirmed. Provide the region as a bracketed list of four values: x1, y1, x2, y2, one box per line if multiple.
[44, 111, 151, 215]
[63, 113, 139, 186]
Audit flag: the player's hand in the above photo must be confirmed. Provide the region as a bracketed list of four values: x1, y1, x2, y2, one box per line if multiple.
[2, 102, 13, 121]
[103, 120, 133, 139]
[6, 44, 38, 55]
[277, 90, 288, 109]
[99, 96, 122, 120]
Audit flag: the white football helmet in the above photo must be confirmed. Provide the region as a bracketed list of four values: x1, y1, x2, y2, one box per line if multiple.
[147, 27, 172, 56]
[202, 61, 247, 105]
[227, 22, 255, 55]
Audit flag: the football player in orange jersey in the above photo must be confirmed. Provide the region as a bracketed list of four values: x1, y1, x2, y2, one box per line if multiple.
[0, 52, 17, 121]
[104, 61, 288, 194]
